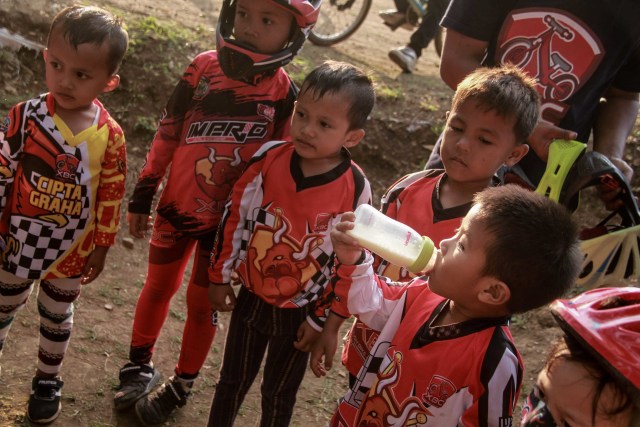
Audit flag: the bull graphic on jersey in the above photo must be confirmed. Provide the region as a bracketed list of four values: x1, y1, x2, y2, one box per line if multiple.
[356, 352, 433, 426]
[245, 209, 323, 305]
[194, 147, 246, 213]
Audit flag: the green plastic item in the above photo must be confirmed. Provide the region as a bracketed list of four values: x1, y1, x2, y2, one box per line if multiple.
[535, 139, 586, 203]
[407, 236, 435, 273]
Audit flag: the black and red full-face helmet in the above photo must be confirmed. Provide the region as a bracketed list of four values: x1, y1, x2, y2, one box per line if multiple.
[216, 0, 321, 80]
[550, 287, 640, 407]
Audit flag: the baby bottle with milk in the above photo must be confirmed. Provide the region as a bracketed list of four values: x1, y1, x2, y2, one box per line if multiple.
[346, 204, 436, 274]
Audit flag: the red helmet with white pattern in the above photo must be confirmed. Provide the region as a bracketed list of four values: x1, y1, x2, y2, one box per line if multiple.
[550, 287, 640, 407]
[216, 0, 321, 80]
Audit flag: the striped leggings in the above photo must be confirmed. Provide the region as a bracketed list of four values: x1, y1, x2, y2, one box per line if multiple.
[0, 269, 81, 376]
[208, 287, 310, 427]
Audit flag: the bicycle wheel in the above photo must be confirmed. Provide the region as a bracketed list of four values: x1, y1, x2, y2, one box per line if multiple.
[309, 0, 372, 46]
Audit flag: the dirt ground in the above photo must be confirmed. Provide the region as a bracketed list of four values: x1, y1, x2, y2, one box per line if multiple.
[0, 0, 638, 426]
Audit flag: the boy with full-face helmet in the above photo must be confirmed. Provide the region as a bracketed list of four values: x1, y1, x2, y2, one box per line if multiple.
[113, 1, 321, 425]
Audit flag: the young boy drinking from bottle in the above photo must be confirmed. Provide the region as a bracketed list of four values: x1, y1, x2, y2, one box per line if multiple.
[328, 184, 582, 426]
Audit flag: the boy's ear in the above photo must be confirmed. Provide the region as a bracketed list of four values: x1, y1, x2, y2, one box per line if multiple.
[343, 128, 365, 149]
[504, 143, 529, 167]
[43, 49, 48, 62]
[102, 74, 120, 93]
[477, 276, 511, 307]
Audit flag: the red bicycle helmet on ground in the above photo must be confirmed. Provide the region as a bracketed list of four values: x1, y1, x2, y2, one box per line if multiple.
[216, 0, 321, 80]
[550, 287, 640, 408]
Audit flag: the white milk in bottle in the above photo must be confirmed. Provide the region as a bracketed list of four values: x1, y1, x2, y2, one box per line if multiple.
[346, 204, 436, 274]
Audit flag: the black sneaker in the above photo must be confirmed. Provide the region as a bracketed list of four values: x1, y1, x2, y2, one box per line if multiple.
[27, 376, 64, 424]
[113, 362, 161, 410]
[135, 376, 191, 426]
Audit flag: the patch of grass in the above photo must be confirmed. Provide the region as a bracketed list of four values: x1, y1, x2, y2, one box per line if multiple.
[375, 82, 404, 101]
[97, 287, 125, 307]
[133, 116, 158, 139]
[288, 56, 315, 86]
[419, 98, 440, 112]
[128, 16, 201, 53]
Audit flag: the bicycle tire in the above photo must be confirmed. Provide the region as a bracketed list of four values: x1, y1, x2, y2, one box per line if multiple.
[309, 0, 372, 46]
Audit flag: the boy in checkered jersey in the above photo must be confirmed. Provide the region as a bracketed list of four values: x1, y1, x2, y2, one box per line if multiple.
[310, 66, 540, 388]
[0, 6, 128, 424]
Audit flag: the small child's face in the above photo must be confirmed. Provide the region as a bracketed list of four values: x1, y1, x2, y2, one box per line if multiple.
[428, 204, 491, 306]
[289, 88, 364, 161]
[530, 356, 633, 427]
[440, 98, 527, 184]
[44, 29, 118, 112]
[233, 0, 294, 54]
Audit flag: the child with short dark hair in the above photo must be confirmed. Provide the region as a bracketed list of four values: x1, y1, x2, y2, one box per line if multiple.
[311, 66, 540, 386]
[328, 184, 582, 426]
[0, 5, 128, 424]
[113, 0, 321, 424]
[207, 60, 375, 427]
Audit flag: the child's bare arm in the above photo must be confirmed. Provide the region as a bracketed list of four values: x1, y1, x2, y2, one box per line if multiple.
[330, 212, 364, 266]
[81, 245, 109, 284]
[310, 312, 346, 377]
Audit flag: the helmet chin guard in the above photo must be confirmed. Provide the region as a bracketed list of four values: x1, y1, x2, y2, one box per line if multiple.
[216, 0, 321, 81]
[550, 287, 640, 407]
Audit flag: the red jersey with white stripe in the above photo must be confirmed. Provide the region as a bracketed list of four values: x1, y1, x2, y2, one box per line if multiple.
[128, 50, 297, 237]
[209, 141, 371, 309]
[0, 94, 126, 279]
[331, 255, 523, 427]
[338, 170, 490, 377]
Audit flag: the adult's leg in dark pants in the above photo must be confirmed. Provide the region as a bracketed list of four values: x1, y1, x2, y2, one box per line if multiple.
[408, 0, 450, 57]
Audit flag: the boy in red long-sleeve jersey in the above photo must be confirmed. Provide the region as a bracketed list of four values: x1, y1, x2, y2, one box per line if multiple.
[113, 1, 321, 425]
